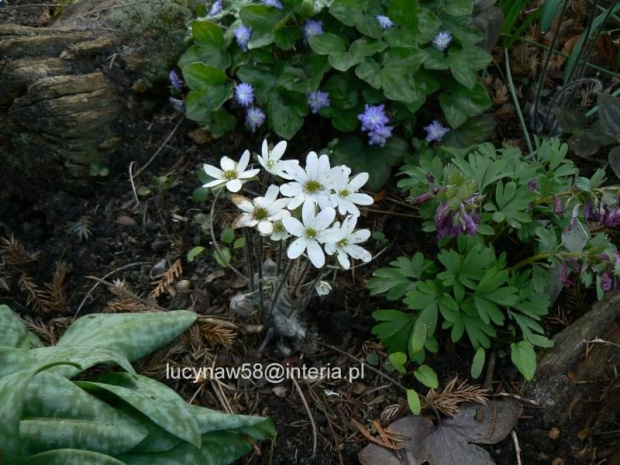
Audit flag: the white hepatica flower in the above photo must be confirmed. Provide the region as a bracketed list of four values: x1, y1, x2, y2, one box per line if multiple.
[280, 151, 340, 210]
[203, 150, 260, 193]
[330, 167, 374, 215]
[270, 214, 291, 241]
[283, 202, 340, 268]
[315, 280, 332, 296]
[257, 140, 298, 179]
[325, 215, 372, 270]
[231, 185, 289, 235]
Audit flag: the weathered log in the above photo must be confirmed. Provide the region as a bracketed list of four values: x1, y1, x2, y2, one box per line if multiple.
[0, 0, 196, 194]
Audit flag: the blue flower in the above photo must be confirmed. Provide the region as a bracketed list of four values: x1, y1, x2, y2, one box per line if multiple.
[432, 31, 452, 51]
[208, 0, 222, 16]
[368, 125, 392, 147]
[376, 15, 393, 30]
[246, 107, 265, 132]
[424, 121, 450, 142]
[234, 24, 252, 51]
[303, 20, 323, 39]
[234, 83, 254, 107]
[169, 98, 185, 113]
[169, 70, 183, 90]
[262, 0, 283, 8]
[307, 90, 330, 114]
[358, 104, 389, 132]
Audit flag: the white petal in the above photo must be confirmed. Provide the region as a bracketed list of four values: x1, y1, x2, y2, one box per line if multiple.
[239, 168, 260, 179]
[305, 151, 319, 179]
[233, 214, 256, 229]
[302, 200, 317, 226]
[271, 140, 287, 161]
[220, 156, 236, 171]
[323, 166, 345, 190]
[318, 227, 343, 244]
[345, 244, 372, 262]
[226, 179, 243, 192]
[342, 200, 360, 216]
[203, 163, 224, 180]
[231, 194, 254, 213]
[349, 172, 369, 190]
[285, 162, 308, 184]
[204, 179, 225, 188]
[324, 242, 336, 255]
[336, 250, 350, 270]
[306, 240, 325, 268]
[257, 155, 267, 170]
[263, 185, 280, 205]
[350, 229, 371, 244]
[342, 215, 358, 235]
[317, 154, 331, 177]
[348, 192, 374, 206]
[313, 207, 336, 230]
[261, 140, 269, 158]
[282, 216, 305, 237]
[316, 193, 333, 210]
[287, 237, 308, 259]
[287, 195, 305, 210]
[237, 150, 250, 172]
[280, 182, 303, 198]
[268, 200, 290, 217]
[257, 220, 274, 235]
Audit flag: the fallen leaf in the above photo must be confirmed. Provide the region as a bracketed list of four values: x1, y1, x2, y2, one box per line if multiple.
[205, 270, 226, 284]
[359, 400, 523, 465]
[188, 128, 211, 144]
[116, 215, 137, 226]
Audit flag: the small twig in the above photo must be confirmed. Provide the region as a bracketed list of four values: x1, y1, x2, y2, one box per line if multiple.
[132, 116, 183, 179]
[494, 392, 540, 407]
[197, 316, 263, 333]
[587, 338, 620, 349]
[74, 262, 152, 317]
[129, 161, 140, 205]
[291, 377, 317, 458]
[484, 352, 496, 391]
[511, 431, 522, 465]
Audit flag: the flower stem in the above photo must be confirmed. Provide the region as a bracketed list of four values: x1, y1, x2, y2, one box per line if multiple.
[257, 235, 265, 318]
[209, 189, 246, 280]
[244, 229, 255, 291]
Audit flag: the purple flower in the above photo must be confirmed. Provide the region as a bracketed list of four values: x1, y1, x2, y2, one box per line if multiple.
[434, 197, 481, 239]
[368, 125, 393, 147]
[209, 0, 222, 16]
[246, 107, 265, 132]
[601, 272, 613, 291]
[553, 196, 565, 215]
[376, 15, 393, 30]
[560, 263, 572, 287]
[358, 104, 389, 132]
[169, 98, 185, 113]
[424, 121, 450, 143]
[307, 90, 330, 114]
[432, 31, 452, 51]
[262, 0, 283, 8]
[415, 192, 433, 204]
[169, 70, 183, 90]
[234, 24, 252, 51]
[528, 179, 538, 192]
[303, 20, 323, 39]
[234, 82, 254, 107]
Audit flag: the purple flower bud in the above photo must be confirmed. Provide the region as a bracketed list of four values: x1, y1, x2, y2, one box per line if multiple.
[424, 121, 450, 143]
[234, 24, 252, 51]
[209, 0, 222, 16]
[245, 107, 265, 132]
[262, 0, 283, 8]
[376, 15, 393, 30]
[461, 206, 478, 236]
[432, 31, 452, 51]
[415, 192, 433, 204]
[426, 173, 435, 185]
[584, 201, 593, 221]
[234, 82, 254, 107]
[358, 104, 389, 132]
[528, 179, 538, 192]
[169, 70, 183, 90]
[303, 20, 323, 39]
[169, 97, 185, 113]
[553, 196, 565, 215]
[601, 272, 613, 291]
[307, 90, 330, 114]
[368, 124, 393, 147]
[560, 263, 572, 287]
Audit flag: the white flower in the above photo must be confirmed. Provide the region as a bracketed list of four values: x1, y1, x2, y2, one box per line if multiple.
[330, 167, 374, 215]
[202, 150, 260, 193]
[283, 202, 340, 268]
[325, 216, 372, 270]
[280, 152, 340, 210]
[270, 215, 291, 241]
[231, 185, 289, 235]
[315, 280, 332, 296]
[257, 140, 298, 179]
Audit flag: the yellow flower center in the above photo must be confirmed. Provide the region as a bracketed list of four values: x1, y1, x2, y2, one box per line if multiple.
[224, 169, 237, 180]
[339, 189, 350, 198]
[267, 159, 276, 168]
[253, 207, 268, 220]
[338, 238, 348, 247]
[305, 228, 317, 239]
[305, 180, 322, 193]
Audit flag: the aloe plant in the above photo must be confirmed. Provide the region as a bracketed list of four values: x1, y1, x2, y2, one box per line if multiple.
[0, 305, 275, 465]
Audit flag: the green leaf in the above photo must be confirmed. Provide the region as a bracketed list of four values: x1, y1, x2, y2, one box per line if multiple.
[329, 0, 368, 27]
[308, 33, 346, 55]
[447, 46, 492, 89]
[439, 82, 492, 128]
[221, 227, 235, 244]
[539, 0, 562, 33]
[182, 63, 227, 91]
[407, 389, 421, 415]
[56, 311, 197, 363]
[510, 340, 537, 381]
[29, 346, 136, 378]
[24, 450, 126, 465]
[388, 0, 421, 28]
[178, 45, 231, 70]
[185, 85, 234, 124]
[528, 334, 554, 348]
[388, 352, 407, 373]
[191, 405, 275, 439]
[441, 0, 473, 16]
[77, 373, 202, 448]
[267, 92, 305, 139]
[471, 347, 485, 379]
[0, 304, 42, 349]
[191, 21, 225, 49]
[187, 246, 206, 262]
[213, 248, 232, 268]
[598, 94, 620, 142]
[414, 365, 438, 389]
[411, 321, 428, 355]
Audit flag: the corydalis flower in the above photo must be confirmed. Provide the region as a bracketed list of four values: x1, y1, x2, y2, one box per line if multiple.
[330, 167, 373, 215]
[202, 150, 259, 192]
[169, 70, 183, 90]
[369, 124, 392, 147]
[303, 20, 323, 39]
[232, 185, 290, 235]
[209, 0, 222, 16]
[280, 151, 339, 210]
[262, 0, 282, 8]
[325, 215, 372, 270]
[246, 107, 265, 132]
[584, 200, 620, 228]
[169, 98, 185, 113]
[234, 82, 254, 107]
[307, 90, 330, 114]
[257, 140, 298, 179]
[424, 121, 450, 143]
[283, 202, 340, 268]
[234, 24, 252, 51]
[434, 196, 482, 239]
[432, 31, 452, 51]
[376, 15, 393, 30]
[358, 104, 389, 132]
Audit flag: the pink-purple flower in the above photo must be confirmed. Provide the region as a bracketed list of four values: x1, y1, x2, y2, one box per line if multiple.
[307, 90, 330, 114]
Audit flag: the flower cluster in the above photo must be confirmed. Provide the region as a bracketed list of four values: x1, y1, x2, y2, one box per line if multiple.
[202, 140, 374, 269]
[433, 196, 482, 239]
[358, 104, 392, 147]
[233, 82, 266, 131]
